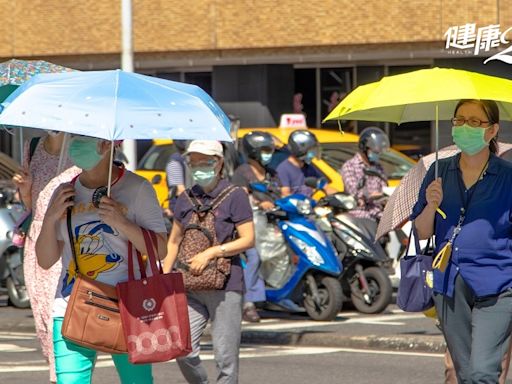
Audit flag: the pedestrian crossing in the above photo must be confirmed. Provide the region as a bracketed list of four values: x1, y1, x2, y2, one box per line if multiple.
[0, 331, 352, 373]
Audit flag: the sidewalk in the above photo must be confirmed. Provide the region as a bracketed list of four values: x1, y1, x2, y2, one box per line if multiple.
[0, 305, 447, 354]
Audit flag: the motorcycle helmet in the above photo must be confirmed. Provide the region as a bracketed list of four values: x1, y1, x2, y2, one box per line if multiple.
[173, 140, 189, 153]
[358, 127, 390, 155]
[242, 131, 275, 164]
[288, 130, 319, 161]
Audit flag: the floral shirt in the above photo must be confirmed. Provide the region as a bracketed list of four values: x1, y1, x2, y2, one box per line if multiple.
[340, 152, 387, 221]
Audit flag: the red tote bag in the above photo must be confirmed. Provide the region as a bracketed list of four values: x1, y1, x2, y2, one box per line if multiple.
[116, 229, 192, 364]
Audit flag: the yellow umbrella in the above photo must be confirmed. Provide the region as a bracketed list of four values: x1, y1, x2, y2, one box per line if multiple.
[324, 67, 512, 178]
[325, 67, 512, 124]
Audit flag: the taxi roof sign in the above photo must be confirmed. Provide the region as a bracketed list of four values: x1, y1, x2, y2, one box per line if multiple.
[279, 114, 307, 128]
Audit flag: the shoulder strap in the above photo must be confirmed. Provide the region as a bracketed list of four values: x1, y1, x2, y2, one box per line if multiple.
[212, 185, 239, 210]
[29, 137, 41, 164]
[66, 174, 83, 273]
[183, 188, 204, 211]
[66, 208, 79, 273]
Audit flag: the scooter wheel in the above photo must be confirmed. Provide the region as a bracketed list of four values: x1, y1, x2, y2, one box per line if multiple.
[6, 276, 30, 309]
[303, 275, 343, 321]
[350, 266, 392, 314]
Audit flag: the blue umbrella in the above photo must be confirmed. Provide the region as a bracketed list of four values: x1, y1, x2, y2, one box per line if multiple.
[0, 69, 232, 142]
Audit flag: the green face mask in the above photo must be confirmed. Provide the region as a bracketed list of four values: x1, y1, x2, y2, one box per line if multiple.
[191, 166, 217, 188]
[68, 137, 103, 170]
[451, 125, 490, 156]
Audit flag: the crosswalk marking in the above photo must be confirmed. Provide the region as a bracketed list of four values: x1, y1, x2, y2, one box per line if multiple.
[0, 345, 444, 373]
[242, 312, 424, 331]
[0, 343, 37, 353]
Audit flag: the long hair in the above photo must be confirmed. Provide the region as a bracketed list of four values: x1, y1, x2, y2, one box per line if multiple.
[454, 99, 499, 154]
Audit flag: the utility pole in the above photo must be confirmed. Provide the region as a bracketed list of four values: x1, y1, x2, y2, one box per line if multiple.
[121, 0, 137, 170]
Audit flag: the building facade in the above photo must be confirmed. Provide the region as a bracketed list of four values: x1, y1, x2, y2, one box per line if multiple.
[1, 0, 511, 158]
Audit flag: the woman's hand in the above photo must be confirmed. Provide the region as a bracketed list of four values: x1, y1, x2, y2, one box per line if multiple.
[46, 183, 75, 223]
[188, 248, 216, 275]
[12, 165, 32, 203]
[259, 201, 274, 211]
[98, 196, 128, 229]
[426, 178, 443, 209]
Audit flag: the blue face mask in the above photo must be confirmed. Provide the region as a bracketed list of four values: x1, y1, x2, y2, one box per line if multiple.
[452, 124, 490, 156]
[68, 137, 103, 170]
[260, 152, 273, 165]
[303, 150, 316, 164]
[367, 151, 380, 163]
[191, 166, 217, 187]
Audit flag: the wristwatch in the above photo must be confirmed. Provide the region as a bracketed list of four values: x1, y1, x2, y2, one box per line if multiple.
[220, 244, 227, 257]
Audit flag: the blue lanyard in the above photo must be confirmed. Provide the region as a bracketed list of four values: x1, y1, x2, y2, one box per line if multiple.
[451, 156, 490, 243]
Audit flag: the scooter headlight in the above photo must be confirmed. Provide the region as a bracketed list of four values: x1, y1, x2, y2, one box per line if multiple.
[296, 200, 312, 215]
[289, 235, 324, 266]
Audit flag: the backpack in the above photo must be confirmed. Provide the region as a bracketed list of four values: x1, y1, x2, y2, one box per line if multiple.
[176, 185, 239, 291]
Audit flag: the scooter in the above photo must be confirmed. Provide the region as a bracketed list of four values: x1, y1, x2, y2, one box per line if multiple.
[0, 182, 30, 308]
[308, 177, 392, 314]
[250, 182, 343, 321]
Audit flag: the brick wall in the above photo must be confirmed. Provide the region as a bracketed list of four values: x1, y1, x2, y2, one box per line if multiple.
[0, 0, 508, 57]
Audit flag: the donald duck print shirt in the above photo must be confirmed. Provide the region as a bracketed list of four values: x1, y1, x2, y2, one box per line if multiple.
[52, 171, 167, 318]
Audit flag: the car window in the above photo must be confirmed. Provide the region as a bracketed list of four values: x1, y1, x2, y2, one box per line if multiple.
[138, 142, 241, 176]
[319, 142, 414, 180]
[138, 144, 176, 171]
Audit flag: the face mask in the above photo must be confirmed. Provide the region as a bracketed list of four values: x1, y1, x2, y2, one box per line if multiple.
[303, 150, 316, 164]
[191, 166, 217, 187]
[367, 151, 380, 163]
[68, 137, 103, 170]
[452, 124, 490, 156]
[260, 152, 273, 165]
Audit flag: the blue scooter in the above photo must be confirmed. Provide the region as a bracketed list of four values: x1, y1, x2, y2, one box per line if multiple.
[250, 182, 343, 321]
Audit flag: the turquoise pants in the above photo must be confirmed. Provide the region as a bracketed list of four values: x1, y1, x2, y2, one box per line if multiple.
[53, 317, 153, 384]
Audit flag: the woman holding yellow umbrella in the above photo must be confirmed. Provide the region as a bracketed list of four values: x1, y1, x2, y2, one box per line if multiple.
[325, 68, 512, 383]
[412, 99, 512, 383]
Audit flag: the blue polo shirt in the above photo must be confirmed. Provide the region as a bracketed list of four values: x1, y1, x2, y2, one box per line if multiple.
[276, 158, 321, 197]
[411, 153, 512, 298]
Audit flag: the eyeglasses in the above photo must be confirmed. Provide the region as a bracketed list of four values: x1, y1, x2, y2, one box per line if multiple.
[186, 159, 218, 168]
[451, 117, 492, 128]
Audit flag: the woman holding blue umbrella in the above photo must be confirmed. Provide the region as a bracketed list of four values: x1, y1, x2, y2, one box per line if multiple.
[412, 99, 512, 383]
[35, 136, 167, 384]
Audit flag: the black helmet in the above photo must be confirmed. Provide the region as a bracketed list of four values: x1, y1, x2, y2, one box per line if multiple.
[288, 130, 319, 158]
[358, 127, 390, 154]
[173, 140, 189, 152]
[242, 131, 275, 161]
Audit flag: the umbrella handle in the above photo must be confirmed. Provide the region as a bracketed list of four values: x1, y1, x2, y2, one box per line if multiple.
[107, 141, 114, 196]
[56, 133, 69, 176]
[434, 103, 439, 179]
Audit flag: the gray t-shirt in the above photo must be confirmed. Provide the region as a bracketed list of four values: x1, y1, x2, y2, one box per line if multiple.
[53, 171, 167, 318]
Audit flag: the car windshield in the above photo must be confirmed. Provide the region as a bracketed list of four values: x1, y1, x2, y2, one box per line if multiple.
[138, 144, 177, 170]
[320, 142, 414, 179]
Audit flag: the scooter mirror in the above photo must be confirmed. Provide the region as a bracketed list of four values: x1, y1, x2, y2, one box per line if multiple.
[249, 182, 268, 193]
[363, 167, 387, 182]
[304, 177, 318, 189]
[305, 176, 327, 190]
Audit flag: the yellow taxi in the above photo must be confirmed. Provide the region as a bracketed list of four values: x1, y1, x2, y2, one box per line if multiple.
[136, 126, 415, 207]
